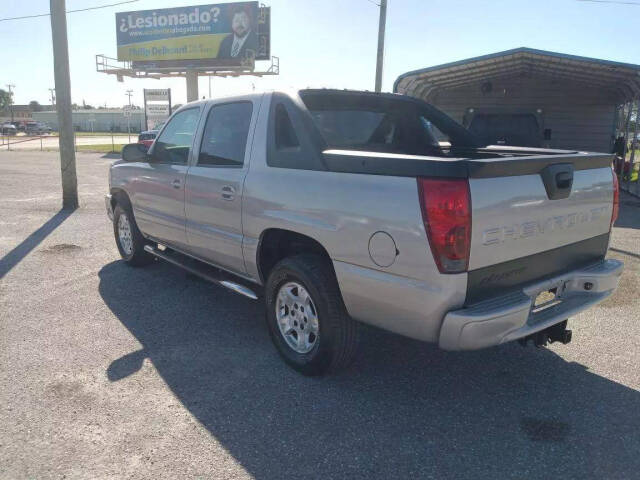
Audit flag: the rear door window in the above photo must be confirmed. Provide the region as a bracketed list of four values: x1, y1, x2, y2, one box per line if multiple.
[198, 102, 253, 167]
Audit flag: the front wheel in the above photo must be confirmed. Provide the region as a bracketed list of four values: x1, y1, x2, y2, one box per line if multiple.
[265, 255, 359, 376]
[113, 204, 153, 267]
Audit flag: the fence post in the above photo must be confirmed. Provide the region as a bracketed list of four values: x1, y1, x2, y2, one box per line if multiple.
[40, 135, 43, 151]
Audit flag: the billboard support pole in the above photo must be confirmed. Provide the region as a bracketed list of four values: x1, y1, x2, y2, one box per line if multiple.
[50, 0, 78, 210]
[186, 70, 198, 102]
[143, 89, 148, 131]
[374, 0, 387, 93]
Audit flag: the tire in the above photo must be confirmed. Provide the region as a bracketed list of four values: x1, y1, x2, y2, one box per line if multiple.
[265, 254, 359, 376]
[113, 203, 154, 267]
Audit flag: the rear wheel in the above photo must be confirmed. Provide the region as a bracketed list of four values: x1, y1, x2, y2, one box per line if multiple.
[265, 254, 359, 376]
[113, 204, 153, 267]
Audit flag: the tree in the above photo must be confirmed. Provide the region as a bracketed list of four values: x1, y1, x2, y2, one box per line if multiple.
[0, 89, 12, 110]
[29, 100, 42, 112]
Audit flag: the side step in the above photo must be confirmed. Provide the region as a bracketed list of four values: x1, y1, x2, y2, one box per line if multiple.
[143, 245, 259, 300]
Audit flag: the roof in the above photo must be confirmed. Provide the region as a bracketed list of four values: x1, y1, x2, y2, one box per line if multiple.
[394, 47, 640, 102]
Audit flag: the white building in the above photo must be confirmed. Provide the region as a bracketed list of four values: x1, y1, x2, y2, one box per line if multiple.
[32, 108, 145, 133]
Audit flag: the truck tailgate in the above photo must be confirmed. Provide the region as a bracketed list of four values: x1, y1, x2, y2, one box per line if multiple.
[466, 163, 614, 302]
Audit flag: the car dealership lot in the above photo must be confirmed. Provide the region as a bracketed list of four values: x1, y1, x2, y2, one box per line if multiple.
[1, 151, 639, 479]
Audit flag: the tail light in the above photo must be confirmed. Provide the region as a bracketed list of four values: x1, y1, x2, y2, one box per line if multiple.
[611, 167, 619, 228]
[417, 178, 471, 274]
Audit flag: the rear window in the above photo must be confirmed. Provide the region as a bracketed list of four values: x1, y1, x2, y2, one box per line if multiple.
[301, 92, 444, 156]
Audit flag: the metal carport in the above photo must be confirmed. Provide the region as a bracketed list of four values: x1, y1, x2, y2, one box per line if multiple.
[394, 47, 640, 195]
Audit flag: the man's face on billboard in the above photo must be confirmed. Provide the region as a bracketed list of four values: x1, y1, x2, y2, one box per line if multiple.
[232, 11, 250, 37]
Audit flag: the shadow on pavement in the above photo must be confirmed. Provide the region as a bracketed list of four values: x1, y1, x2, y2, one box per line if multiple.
[0, 208, 75, 279]
[99, 260, 640, 479]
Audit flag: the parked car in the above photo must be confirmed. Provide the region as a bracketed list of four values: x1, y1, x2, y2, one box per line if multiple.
[106, 89, 623, 376]
[1, 123, 17, 135]
[137, 130, 158, 148]
[25, 121, 52, 135]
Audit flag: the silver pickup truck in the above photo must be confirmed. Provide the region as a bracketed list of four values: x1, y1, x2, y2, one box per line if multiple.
[106, 89, 623, 375]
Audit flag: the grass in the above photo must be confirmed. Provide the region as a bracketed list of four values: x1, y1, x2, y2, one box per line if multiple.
[75, 144, 123, 153]
[74, 132, 134, 137]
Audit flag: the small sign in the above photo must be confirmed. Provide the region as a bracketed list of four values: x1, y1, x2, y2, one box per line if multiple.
[143, 88, 172, 130]
[145, 89, 170, 102]
[146, 104, 170, 116]
[123, 105, 132, 117]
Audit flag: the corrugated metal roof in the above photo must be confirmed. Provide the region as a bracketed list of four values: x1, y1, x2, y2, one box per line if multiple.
[394, 47, 640, 102]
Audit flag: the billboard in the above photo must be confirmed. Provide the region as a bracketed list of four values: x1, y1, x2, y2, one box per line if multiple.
[116, 2, 260, 63]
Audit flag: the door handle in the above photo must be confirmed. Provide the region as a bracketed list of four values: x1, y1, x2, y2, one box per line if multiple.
[221, 185, 236, 201]
[172, 179, 182, 189]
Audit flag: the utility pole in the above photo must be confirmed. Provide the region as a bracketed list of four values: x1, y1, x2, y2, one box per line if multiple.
[186, 70, 198, 102]
[48, 88, 56, 106]
[374, 0, 387, 93]
[125, 89, 133, 143]
[5, 84, 15, 123]
[50, 0, 78, 210]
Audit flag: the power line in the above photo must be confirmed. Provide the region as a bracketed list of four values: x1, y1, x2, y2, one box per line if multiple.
[0, 0, 139, 22]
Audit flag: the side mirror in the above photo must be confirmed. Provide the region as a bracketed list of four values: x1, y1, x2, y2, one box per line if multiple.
[121, 143, 149, 162]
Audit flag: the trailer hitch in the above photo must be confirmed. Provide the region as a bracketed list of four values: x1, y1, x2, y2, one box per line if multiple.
[518, 320, 572, 348]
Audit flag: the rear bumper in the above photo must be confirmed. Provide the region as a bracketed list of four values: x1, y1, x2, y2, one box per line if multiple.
[439, 259, 624, 350]
[105, 194, 114, 221]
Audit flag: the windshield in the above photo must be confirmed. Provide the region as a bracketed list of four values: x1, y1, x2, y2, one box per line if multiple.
[300, 91, 480, 155]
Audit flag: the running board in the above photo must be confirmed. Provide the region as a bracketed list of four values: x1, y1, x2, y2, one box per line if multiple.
[143, 245, 259, 300]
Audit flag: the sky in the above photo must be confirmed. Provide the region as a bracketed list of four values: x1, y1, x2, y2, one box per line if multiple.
[1, 0, 639, 108]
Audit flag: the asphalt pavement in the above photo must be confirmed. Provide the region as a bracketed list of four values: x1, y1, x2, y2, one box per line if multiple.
[1, 151, 639, 479]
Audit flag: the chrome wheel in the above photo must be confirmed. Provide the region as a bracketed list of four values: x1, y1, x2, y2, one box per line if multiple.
[117, 212, 133, 255]
[276, 281, 320, 354]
